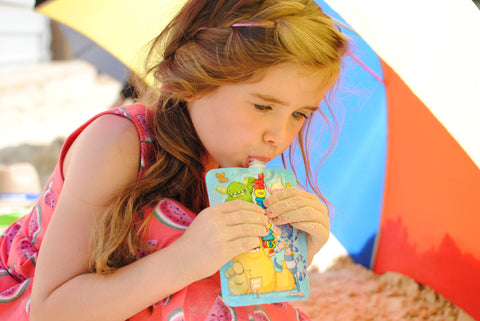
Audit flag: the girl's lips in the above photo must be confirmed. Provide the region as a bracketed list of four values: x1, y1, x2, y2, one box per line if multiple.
[244, 156, 271, 167]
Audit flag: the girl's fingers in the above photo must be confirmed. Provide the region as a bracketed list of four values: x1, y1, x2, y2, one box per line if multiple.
[291, 221, 329, 239]
[214, 200, 269, 226]
[221, 199, 266, 214]
[221, 210, 270, 227]
[229, 237, 263, 254]
[265, 189, 327, 215]
[196, 200, 269, 243]
[267, 198, 322, 218]
[264, 187, 317, 207]
[270, 207, 328, 228]
[262, 187, 330, 242]
[266, 201, 329, 229]
[226, 224, 268, 241]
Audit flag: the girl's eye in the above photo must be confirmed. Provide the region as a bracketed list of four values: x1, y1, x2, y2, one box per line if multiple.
[254, 104, 272, 111]
[292, 111, 308, 119]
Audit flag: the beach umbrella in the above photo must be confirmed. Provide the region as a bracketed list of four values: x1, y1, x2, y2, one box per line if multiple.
[34, 0, 480, 319]
[35, 0, 188, 85]
[310, 1, 480, 319]
[51, 22, 129, 83]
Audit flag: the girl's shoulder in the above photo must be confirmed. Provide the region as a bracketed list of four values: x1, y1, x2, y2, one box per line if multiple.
[60, 103, 154, 182]
[62, 109, 142, 190]
[108, 103, 154, 144]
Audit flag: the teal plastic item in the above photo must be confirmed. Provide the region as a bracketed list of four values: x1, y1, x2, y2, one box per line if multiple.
[205, 166, 309, 306]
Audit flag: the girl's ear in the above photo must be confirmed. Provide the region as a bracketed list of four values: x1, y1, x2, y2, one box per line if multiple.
[183, 95, 196, 102]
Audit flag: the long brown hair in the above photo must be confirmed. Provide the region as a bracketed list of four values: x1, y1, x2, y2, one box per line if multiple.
[89, 0, 348, 273]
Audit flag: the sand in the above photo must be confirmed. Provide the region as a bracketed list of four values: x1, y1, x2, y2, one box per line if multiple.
[294, 257, 462, 321]
[0, 61, 474, 321]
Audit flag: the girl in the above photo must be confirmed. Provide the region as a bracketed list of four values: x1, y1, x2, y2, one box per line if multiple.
[0, 0, 348, 320]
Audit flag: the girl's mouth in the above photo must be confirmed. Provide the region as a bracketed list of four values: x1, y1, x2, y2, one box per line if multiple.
[244, 156, 271, 168]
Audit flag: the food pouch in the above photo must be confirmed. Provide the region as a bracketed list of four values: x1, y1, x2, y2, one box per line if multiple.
[205, 162, 309, 306]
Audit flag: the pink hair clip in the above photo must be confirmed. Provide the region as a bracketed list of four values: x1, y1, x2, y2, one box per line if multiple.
[196, 21, 275, 32]
[231, 21, 275, 28]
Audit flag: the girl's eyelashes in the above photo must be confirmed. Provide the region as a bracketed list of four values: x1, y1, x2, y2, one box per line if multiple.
[254, 104, 272, 111]
[292, 111, 308, 119]
[254, 103, 309, 119]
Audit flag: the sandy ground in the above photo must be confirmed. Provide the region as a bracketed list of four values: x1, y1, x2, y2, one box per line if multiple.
[0, 61, 474, 321]
[294, 257, 462, 321]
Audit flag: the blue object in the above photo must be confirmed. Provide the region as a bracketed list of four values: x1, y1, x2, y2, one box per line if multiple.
[270, 0, 387, 268]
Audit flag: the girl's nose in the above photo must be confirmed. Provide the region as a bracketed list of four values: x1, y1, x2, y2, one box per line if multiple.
[263, 122, 289, 146]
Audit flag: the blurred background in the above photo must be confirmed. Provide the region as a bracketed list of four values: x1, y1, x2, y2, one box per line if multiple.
[0, 0, 131, 225]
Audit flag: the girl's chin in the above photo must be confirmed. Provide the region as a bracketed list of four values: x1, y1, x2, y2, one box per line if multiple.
[208, 156, 249, 169]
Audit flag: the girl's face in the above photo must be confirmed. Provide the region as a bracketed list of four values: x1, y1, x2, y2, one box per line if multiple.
[187, 62, 334, 170]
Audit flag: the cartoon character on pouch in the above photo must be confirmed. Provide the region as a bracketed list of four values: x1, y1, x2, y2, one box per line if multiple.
[262, 221, 276, 256]
[266, 176, 289, 195]
[223, 240, 296, 297]
[216, 177, 255, 202]
[273, 224, 307, 297]
[218, 174, 302, 297]
[217, 175, 292, 296]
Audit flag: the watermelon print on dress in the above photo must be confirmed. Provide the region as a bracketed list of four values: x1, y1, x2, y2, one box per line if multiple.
[43, 179, 55, 208]
[271, 302, 288, 309]
[295, 309, 310, 321]
[153, 200, 194, 230]
[18, 238, 35, 258]
[0, 258, 7, 278]
[136, 239, 158, 259]
[167, 307, 185, 321]
[28, 204, 42, 245]
[205, 295, 237, 321]
[4, 221, 22, 253]
[136, 114, 152, 144]
[0, 279, 30, 303]
[253, 306, 271, 321]
[113, 107, 131, 119]
[24, 297, 30, 314]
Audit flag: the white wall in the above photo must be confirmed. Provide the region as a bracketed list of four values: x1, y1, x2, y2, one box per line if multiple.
[0, 0, 51, 71]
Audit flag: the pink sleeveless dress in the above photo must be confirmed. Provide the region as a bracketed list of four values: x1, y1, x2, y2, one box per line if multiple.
[0, 103, 310, 321]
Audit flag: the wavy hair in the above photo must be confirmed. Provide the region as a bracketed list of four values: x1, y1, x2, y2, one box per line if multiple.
[89, 0, 348, 273]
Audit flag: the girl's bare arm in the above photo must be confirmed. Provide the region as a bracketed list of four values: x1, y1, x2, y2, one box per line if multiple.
[30, 115, 201, 321]
[30, 114, 269, 321]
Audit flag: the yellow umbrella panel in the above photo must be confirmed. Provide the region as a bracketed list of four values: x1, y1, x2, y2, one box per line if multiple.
[35, 0, 189, 85]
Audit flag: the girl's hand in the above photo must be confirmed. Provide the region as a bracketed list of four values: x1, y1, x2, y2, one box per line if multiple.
[174, 200, 269, 280]
[263, 187, 330, 266]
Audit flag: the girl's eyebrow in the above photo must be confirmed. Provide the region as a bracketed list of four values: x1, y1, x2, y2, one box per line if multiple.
[251, 93, 319, 111]
[252, 93, 286, 105]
